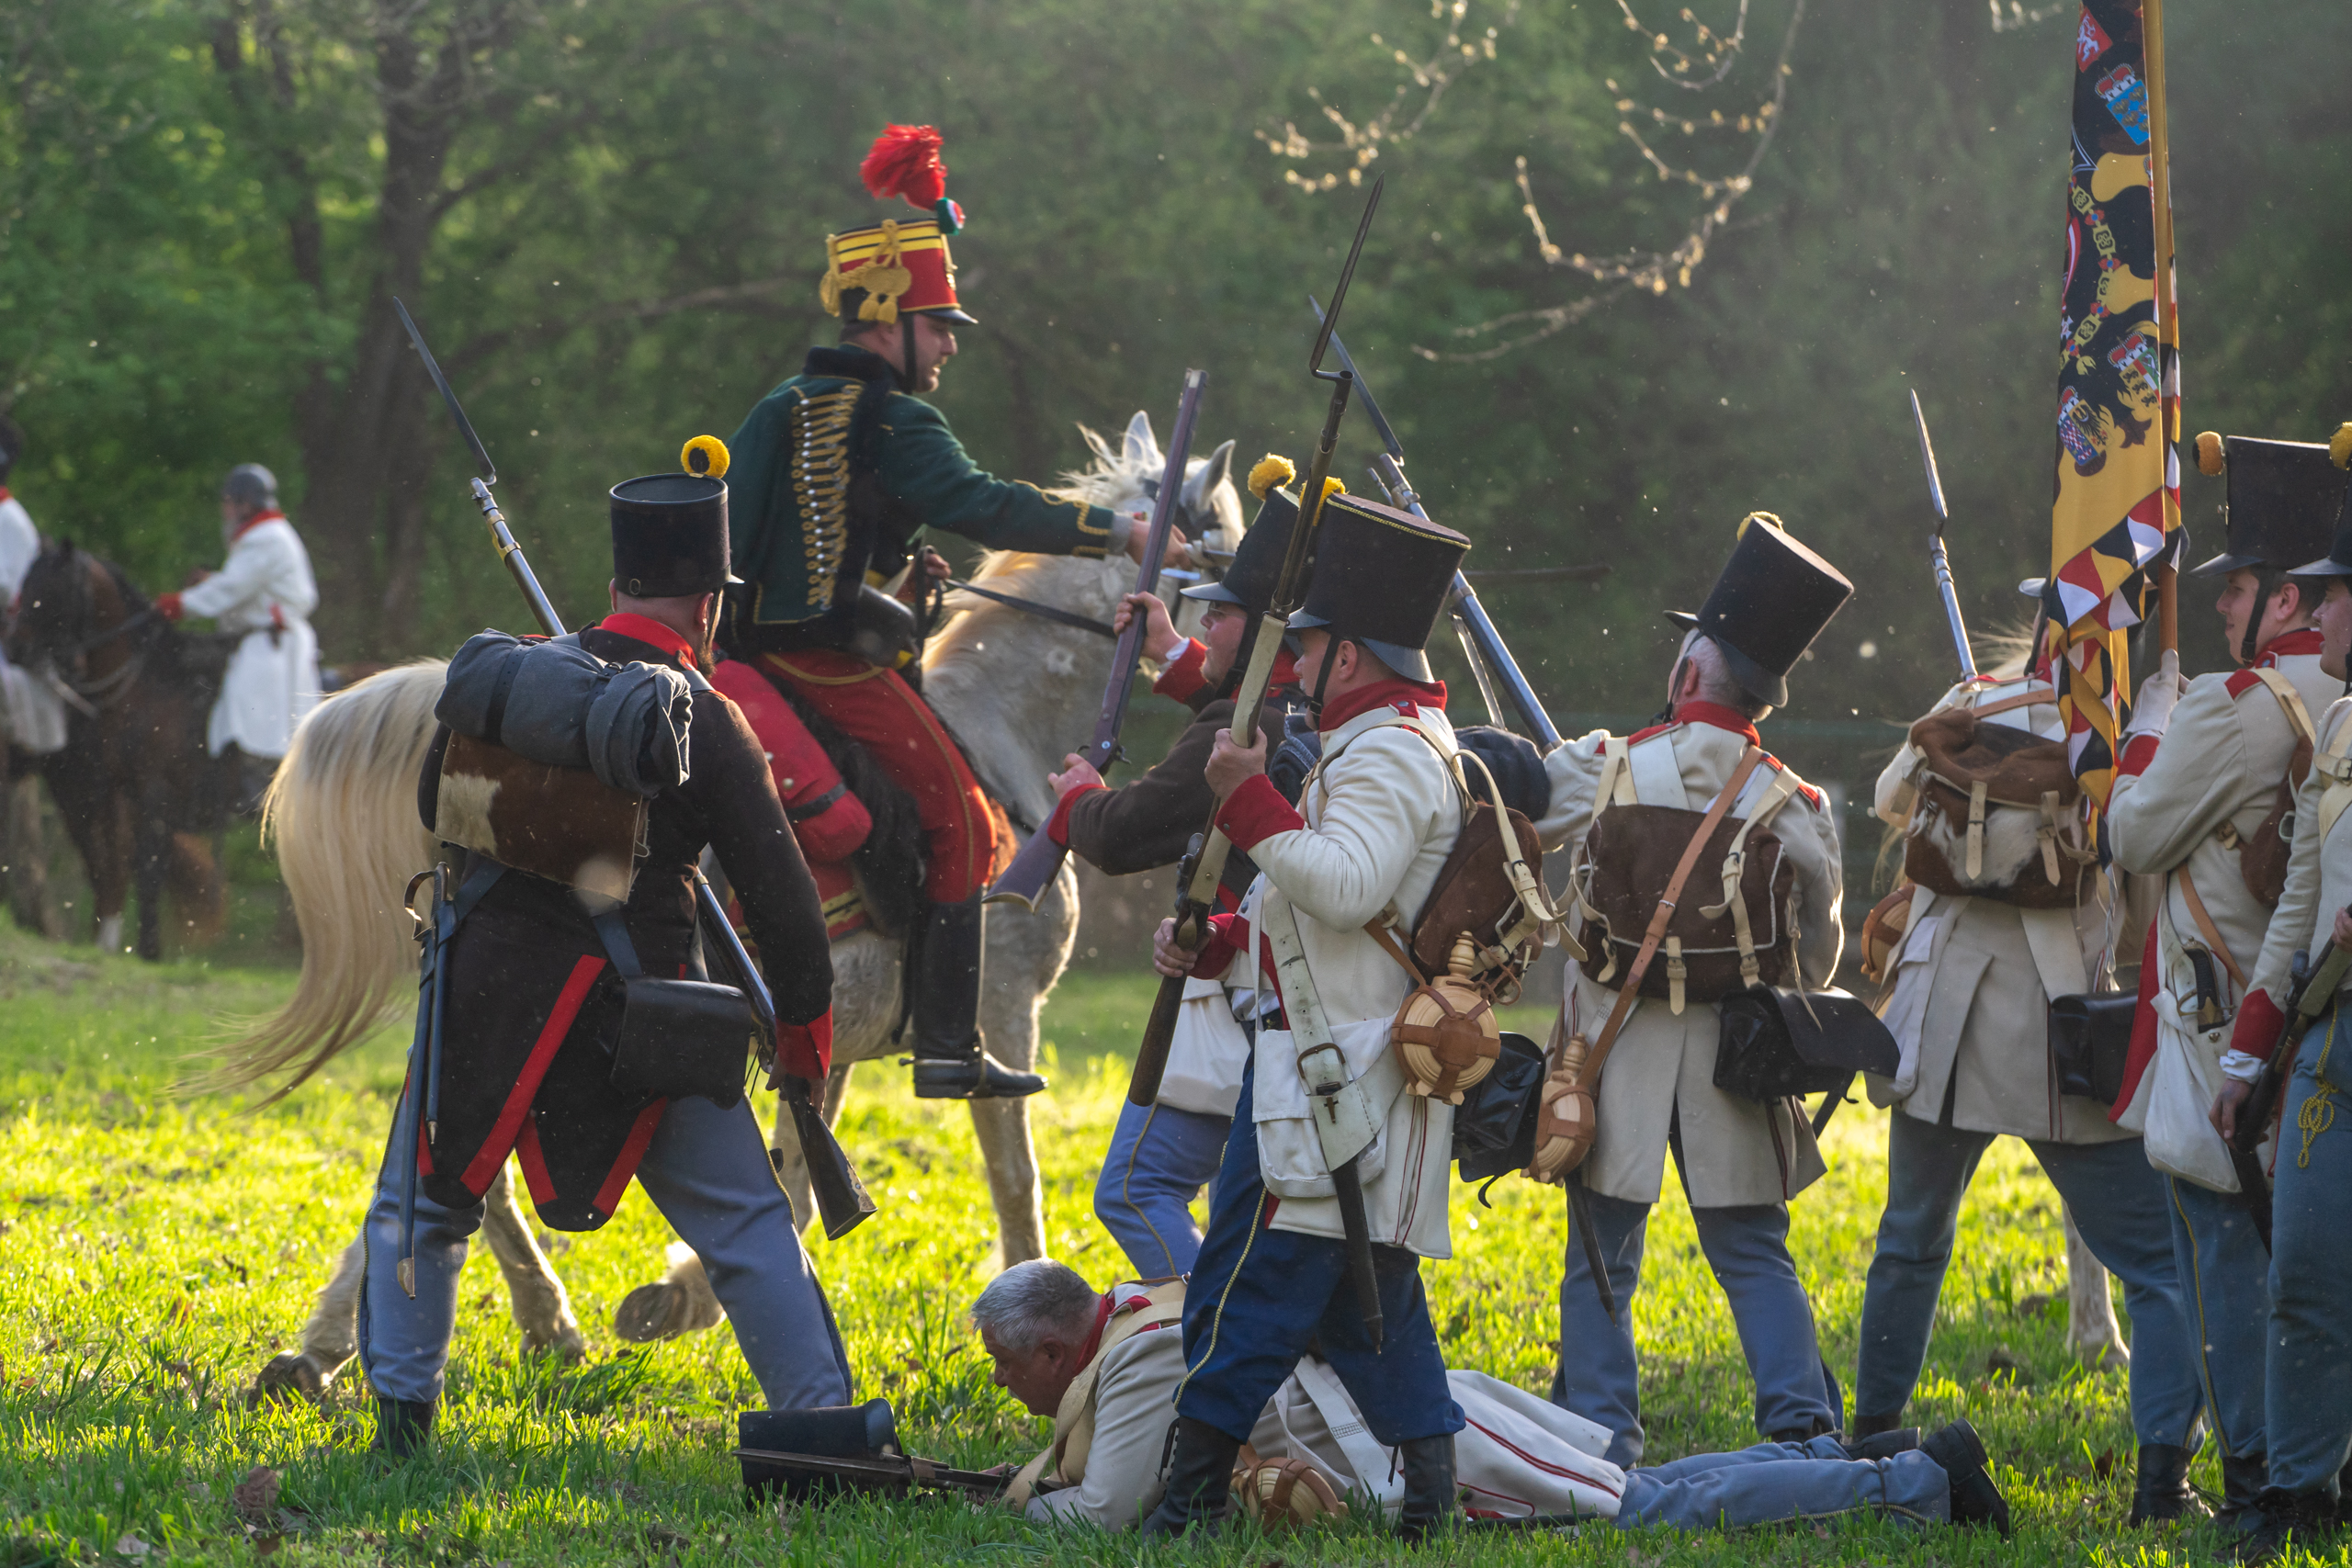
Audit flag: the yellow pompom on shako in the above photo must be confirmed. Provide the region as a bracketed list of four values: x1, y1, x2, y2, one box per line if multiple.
[1228, 1457, 1343, 1529]
[2333, 422, 2352, 471]
[2196, 430, 2226, 476]
[681, 434, 730, 479]
[1247, 454, 1295, 500]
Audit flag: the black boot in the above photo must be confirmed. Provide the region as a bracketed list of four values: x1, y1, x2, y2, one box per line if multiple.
[2235, 1488, 2338, 1563]
[1851, 1407, 1906, 1440]
[2129, 1442, 2208, 1525]
[2218, 1451, 2269, 1529]
[372, 1396, 435, 1459]
[1922, 1418, 2009, 1536]
[907, 894, 1044, 1100]
[1396, 1435, 1458, 1542]
[1139, 1416, 1238, 1539]
[1770, 1415, 1838, 1447]
[1841, 1427, 1921, 1461]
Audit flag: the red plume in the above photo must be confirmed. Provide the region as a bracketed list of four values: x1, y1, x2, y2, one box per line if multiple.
[861, 124, 947, 211]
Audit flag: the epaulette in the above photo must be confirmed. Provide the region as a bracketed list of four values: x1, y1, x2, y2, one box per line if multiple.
[2224, 669, 2264, 700]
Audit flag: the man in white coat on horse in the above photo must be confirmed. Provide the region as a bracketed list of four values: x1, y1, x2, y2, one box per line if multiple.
[154, 463, 321, 812]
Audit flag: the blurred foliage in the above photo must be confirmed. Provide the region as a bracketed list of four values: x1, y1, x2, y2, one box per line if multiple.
[1, 0, 2346, 707]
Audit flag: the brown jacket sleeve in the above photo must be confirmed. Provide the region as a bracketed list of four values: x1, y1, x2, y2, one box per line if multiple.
[684, 693, 833, 1028]
[1063, 698, 1235, 875]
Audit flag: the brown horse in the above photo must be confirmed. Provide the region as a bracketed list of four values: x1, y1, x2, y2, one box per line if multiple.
[9, 542, 229, 957]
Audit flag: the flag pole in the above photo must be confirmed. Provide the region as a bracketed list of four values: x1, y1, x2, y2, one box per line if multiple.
[2143, 0, 2180, 655]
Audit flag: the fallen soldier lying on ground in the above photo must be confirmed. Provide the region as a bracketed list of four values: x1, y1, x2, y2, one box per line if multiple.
[967, 1260, 2010, 1537]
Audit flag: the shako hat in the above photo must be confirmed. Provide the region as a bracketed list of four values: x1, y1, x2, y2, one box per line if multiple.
[1285, 491, 1469, 683]
[1666, 513, 1852, 709]
[820, 125, 976, 327]
[2188, 433, 2344, 577]
[610, 435, 741, 599]
[738, 1398, 899, 1502]
[2285, 426, 2352, 581]
[1183, 456, 1317, 618]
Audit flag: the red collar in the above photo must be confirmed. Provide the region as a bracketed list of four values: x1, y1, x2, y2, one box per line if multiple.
[232, 508, 286, 542]
[1667, 701, 1762, 746]
[1072, 1291, 1120, 1369]
[597, 612, 699, 666]
[2254, 626, 2324, 668]
[1317, 676, 1448, 733]
[0, 488, 11, 502]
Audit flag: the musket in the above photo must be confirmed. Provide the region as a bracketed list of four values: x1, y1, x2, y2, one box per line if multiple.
[987, 368, 1208, 911]
[1125, 175, 1383, 1111]
[1309, 295, 1564, 750]
[731, 1447, 1009, 1497]
[396, 298, 877, 1235]
[1908, 390, 1977, 682]
[2231, 921, 2352, 1247]
[394, 863, 453, 1298]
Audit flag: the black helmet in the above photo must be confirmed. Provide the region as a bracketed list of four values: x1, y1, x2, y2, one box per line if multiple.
[1285, 491, 1469, 683]
[610, 472, 737, 598]
[2188, 434, 2343, 578]
[1665, 513, 1853, 709]
[1182, 484, 1309, 618]
[221, 463, 278, 511]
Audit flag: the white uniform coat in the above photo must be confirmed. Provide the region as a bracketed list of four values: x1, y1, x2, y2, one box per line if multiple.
[0, 494, 36, 604]
[2233, 695, 2352, 1056]
[1533, 710, 1844, 1207]
[177, 514, 321, 758]
[1209, 695, 1464, 1260]
[0, 491, 66, 755]
[2106, 637, 2335, 1189]
[1018, 1279, 1627, 1529]
[1872, 676, 2121, 1143]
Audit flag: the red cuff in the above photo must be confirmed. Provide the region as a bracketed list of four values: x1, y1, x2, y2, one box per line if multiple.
[1152, 638, 1209, 703]
[1214, 773, 1303, 852]
[2118, 731, 2163, 779]
[1190, 911, 1248, 984]
[1046, 781, 1110, 849]
[155, 592, 184, 621]
[2231, 989, 2287, 1061]
[776, 1010, 834, 1081]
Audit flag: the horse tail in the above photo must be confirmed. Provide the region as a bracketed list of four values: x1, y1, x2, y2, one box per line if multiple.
[187, 660, 445, 1104]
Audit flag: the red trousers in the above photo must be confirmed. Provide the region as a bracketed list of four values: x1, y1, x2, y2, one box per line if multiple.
[756, 650, 998, 901]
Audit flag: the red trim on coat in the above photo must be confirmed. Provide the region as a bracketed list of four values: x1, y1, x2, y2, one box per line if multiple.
[1072, 1291, 1121, 1368]
[460, 955, 606, 1194]
[1214, 773, 1302, 851]
[2117, 730, 2164, 778]
[2231, 988, 2288, 1061]
[776, 1010, 833, 1080]
[230, 508, 286, 542]
[1314, 677, 1448, 734]
[593, 1099, 670, 1218]
[597, 612, 698, 665]
[514, 1117, 556, 1205]
[2256, 626, 2324, 666]
[1152, 638, 1209, 702]
[2112, 919, 2164, 1122]
[1046, 780, 1109, 848]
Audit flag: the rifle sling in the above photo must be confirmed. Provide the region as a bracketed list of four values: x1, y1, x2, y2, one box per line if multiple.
[1573, 745, 1767, 1089]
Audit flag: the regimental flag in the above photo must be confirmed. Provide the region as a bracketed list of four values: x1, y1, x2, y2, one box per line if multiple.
[2045, 0, 2180, 812]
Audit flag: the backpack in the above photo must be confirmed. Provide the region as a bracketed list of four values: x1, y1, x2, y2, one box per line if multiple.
[1897, 684, 2094, 909]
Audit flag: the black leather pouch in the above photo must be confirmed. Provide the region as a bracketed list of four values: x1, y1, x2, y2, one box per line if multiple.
[609, 977, 758, 1108]
[1714, 987, 1900, 1106]
[1453, 1032, 1547, 1182]
[2049, 992, 2136, 1104]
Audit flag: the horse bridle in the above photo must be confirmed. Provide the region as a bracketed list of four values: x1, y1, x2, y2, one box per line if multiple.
[20, 547, 153, 711]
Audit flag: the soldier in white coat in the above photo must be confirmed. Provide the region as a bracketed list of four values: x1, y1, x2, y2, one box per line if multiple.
[1532, 514, 1853, 1465]
[1140, 495, 1476, 1540]
[154, 464, 321, 810]
[0, 416, 67, 760]
[1857, 586, 2203, 1523]
[970, 1259, 2009, 1535]
[2105, 433, 2347, 1521]
[2209, 494, 2352, 1561]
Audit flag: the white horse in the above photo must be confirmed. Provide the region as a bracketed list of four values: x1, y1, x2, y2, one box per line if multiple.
[215, 413, 1240, 1400]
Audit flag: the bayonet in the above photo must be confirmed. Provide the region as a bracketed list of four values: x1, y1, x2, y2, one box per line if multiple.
[1909, 389, 1976, 681]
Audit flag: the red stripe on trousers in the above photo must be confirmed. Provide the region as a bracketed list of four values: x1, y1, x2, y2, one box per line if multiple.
[460, 954, 605, 1194]
[760, 649, 992, 900]
[593, 1099, 670, 1219]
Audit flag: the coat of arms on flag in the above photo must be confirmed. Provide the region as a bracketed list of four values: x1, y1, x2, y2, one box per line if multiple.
[2044, 0, 2179, 814]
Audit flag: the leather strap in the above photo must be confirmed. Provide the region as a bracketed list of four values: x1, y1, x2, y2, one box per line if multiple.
[1965, 685, 2057, 721]
[2252, 667, 2317, 746]
[1573, 745, 1767, 1089]
[2176, 863, 2245, 990]
[1364, 915, 1428, 985]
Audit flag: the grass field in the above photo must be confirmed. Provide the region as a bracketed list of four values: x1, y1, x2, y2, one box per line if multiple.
[0, 922, 2286, 1564]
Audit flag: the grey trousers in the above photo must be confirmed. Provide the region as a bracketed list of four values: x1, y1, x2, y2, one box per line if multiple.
[2266, 1027, 2352, 1495]
[360, 1093, 853, 1410]
[1615, 1436, 1951, 1529]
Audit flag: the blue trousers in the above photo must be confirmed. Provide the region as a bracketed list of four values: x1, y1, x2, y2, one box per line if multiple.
[2267, 1027, 2352, 1495]
[1175, 1055, 1463, 1446]
[360, 1093, 853, 1410]
[1093, 1098, 1228, 1280]
[1553, 1186, 1838, 1465]
[1856, 1111, 2201, 1447]
[1615, 1436, 1952, 1529]
[2168, 1174, 2269, 1462]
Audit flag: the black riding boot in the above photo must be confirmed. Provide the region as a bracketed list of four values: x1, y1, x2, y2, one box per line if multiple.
[2129, 1442, 2208, 1524]
[1138, 1416, 1238, 1539]
[1842, 1427, 1921, 1461]
[1851, 1407, 1906, 1440]
[2235, 1488, 2338, 1563]
[907, 894, 1045, 1100]
[372, 1396, 435, 1459]
[2219, 1451, 2269, 1529]
[1923, 1418, 2010, 1536]
[1395, 1435, 1458, 1542]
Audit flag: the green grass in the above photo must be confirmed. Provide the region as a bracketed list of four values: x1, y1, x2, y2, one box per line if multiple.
[0, 923, 2307, 1563]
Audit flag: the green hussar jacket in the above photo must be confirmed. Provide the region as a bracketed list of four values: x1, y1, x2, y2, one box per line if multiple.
[726, 344, 1122, 649]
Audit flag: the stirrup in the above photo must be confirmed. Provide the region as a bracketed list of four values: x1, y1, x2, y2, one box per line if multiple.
[908, 1048, 1046, 1100]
